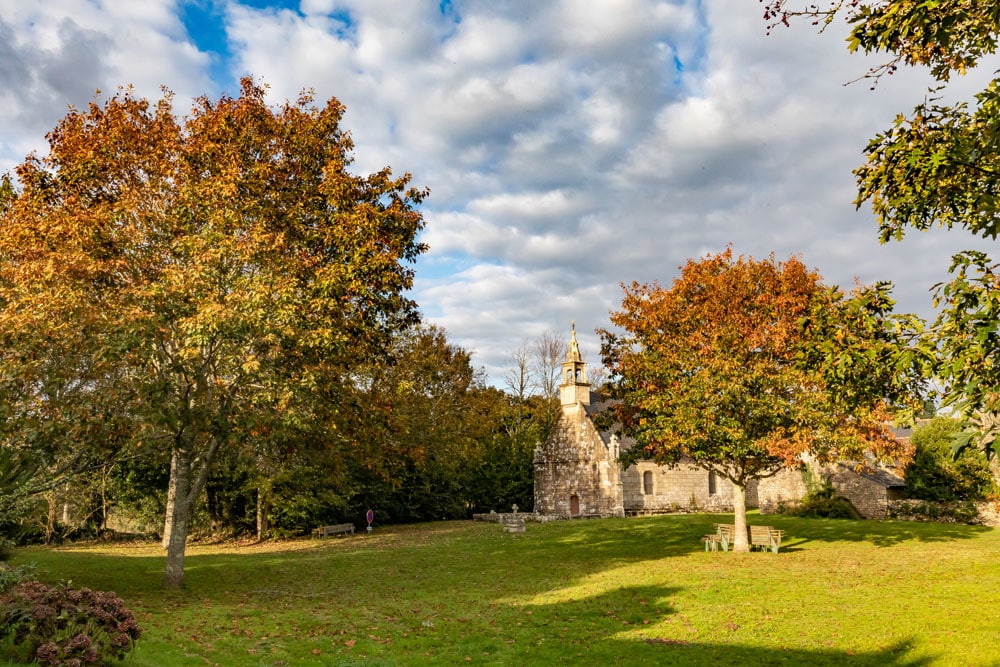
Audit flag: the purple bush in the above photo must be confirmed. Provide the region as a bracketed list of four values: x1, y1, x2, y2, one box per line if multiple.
[0, 581, 142, 665]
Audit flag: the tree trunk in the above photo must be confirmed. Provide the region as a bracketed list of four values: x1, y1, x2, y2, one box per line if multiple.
[162, 450, 179, 550]
[731, 483, 749, 553]
[99, 467, 108, 533]
[256, 486, 269, 542]
[45, 493, 56, 543]
[162, 437, 223, 589]
[163, 448, 192, 589]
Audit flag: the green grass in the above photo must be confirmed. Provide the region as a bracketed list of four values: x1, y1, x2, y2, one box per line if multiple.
[5, 513, 999, 666]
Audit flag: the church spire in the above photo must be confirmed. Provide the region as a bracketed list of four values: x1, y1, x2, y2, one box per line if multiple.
[560, 321, 589, 406]
[567, 320, 582, 362]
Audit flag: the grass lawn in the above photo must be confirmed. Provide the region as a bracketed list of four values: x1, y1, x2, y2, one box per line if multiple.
[4, 512, 998, 666]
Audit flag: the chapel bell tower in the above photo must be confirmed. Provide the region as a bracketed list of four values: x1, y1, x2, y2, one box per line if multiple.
[560, 322, 591, 407]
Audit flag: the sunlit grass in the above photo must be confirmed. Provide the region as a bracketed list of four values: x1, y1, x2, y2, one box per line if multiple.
[4, 513, 997, 665]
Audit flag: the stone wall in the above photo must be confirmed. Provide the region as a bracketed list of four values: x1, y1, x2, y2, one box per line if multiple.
[887, 500, 1000, 526]
[758, 463, 904, 520]
[622, 461, 737, 513]
[756, 467, 811, 515]
[826, 464, 903, 520]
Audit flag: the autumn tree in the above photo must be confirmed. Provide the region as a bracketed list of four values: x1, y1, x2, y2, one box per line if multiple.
[764, 1, 1000, 448]
[600, 250, 921, 552]
[0, 79, 426, 587]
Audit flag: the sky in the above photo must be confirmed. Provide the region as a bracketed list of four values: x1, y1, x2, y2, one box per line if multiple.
[1, 0, 997, 386]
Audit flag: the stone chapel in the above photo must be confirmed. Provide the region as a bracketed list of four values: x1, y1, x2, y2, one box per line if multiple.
[533, 325, 741, 518]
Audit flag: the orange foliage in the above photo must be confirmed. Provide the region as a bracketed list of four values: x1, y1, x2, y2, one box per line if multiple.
[0, 78, 427, 588]
[601, 248, 918, 488]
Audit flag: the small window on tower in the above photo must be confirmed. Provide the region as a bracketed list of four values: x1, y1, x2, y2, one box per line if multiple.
[643, 470, 654, 495]
[708, 471, 717, 496]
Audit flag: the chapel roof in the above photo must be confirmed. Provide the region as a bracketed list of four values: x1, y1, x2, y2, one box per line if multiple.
[584, 393, 638, 451]
[835, 461, 906, 489]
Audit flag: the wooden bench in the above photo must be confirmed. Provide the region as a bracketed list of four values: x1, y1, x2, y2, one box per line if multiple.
[765, 527, 784, 553]
[749, 525, 784, 553]
[713, 523, 736, 551]
[704, 524, 784, 553]
[313, 523, 355, 538]
[701, 533, 722, 551]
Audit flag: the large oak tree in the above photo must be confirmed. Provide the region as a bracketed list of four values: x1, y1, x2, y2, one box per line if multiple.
[0, 79, 426, 587]
[600, 250, 921, 551]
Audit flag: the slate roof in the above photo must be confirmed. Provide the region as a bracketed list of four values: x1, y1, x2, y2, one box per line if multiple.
[583, 392, 638, 451]
[835, 461, 906, 489]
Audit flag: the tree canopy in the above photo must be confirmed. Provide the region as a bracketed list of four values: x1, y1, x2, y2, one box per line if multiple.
[905, 416, 996, 501]
[0, 78, 427, 587]
[600, 249, 921, 551]
[764, 1, 1000, 448]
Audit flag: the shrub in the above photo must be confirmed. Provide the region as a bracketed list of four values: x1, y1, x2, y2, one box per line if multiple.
[0, 563, 36, 594]
[0, 581, 141, 666]
[790, 480, 862, 520]
[906, 416, 996, 502]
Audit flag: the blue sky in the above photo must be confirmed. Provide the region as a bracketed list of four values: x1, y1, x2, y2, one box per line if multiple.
[1, 0, 996, 386]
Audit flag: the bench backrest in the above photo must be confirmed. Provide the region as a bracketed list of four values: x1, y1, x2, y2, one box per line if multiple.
[749, 525, 773, 545]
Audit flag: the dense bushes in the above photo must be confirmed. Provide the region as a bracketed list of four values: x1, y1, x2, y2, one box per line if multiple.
[905, 417, 996, 502]
[0, 581, 141, 666]
[787, 480, 862, 519]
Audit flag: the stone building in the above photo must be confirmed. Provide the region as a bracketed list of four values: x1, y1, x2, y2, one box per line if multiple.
[532, 326, 741, 518]
[532, 325, 625, 517]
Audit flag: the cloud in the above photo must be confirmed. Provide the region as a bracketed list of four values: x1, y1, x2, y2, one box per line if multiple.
[3, 0, 997, 386]
[0, 15, 109, 168]
[0, 0, 212, 172]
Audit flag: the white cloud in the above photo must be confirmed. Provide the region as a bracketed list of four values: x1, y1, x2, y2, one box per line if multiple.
[3, 0, 996, 386]
[0, 0, 212, 172]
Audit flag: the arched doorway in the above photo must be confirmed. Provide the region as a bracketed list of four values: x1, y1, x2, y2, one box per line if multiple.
[570, 494, 580, 517]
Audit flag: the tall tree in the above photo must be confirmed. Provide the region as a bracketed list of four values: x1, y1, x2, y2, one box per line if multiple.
[600, 250, 920, 552]
[764, 1, 1000, 447]
[0, 79, 426, 587]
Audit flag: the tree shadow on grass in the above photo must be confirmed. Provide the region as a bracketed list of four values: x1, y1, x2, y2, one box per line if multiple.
[513, 583, 933, 666]
[760, 515, 993, 549]
[487, 512, 998, 573]
[559, 512, 996, 555]
[595, 637, 933, 666]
